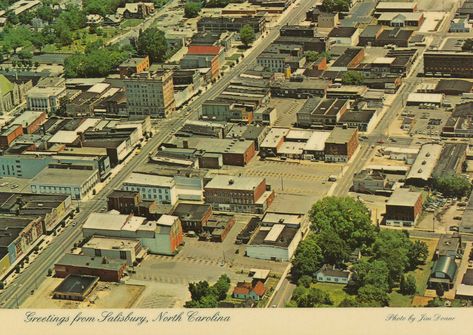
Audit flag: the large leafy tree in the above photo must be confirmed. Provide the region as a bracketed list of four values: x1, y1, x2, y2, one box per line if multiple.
[371, 230, 411, 284]
[348, 259, 390, 293]
[433, 174, 472, 198]
[240, 24, 255, 47]
[315, 229, 351, 266]
[137, 27, 168, 63]
[357, 284, 389, 307]
[291, 286, 333, 307]
[291, 234, 323, 281]
[341, 71, 364, 85]
[408, 240, 429, 270]
[320, 0, 351, 12]
[309, 197, 375, 250]
[400, 274, 416, 295]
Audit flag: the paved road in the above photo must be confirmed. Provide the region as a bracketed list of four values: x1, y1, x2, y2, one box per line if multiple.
[0, 0, 314, 309]
[268, 1, 459, 308]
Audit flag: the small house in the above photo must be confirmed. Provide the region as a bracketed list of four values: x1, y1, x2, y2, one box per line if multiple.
[316, 265, 351, 284]
[232, 281, 266, 301]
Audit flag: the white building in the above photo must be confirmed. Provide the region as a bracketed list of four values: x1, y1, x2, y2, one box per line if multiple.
[30, 167, 99, 200]
[246, 224, 302, 261]
[82, 237, 145, 266]
[26, 85, 66, 114]
[122, 172, 177, 205]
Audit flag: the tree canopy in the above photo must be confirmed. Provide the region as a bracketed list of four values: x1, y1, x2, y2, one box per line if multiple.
[309, 196, 375, 250]
[136, 27, 169, 63]
[305, 51, 319, 62]
[341, 71, 364, 85]
[291, 234, 323, 281]
[291, 286, 333, 307]
[320, 0, 351, 13]
[185, 275, 231, 308]
[240, 24, 255, 47]
[433, 174, 472, 198]
[184, 2, 201, 18]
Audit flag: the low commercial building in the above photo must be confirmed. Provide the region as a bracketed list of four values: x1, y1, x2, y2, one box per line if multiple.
[181, 45, 224, 81]
[246, 224, 302, 261]
[270, 78, 328, 99]
[385, 188, 423, 227]
[0, 192, 73, 233]
[424, 52, 473, 78]
[0, 124, 23, 149]
[377, 12, 424, 27]
[0, 216, 44, 281]
[296, 97, 350, 129]
[435, 79, 473, 96]
[107, 190, 158, 219]
[406, 93, 444, 107]
[119, 56, 150, 79]
[432, 143, 467, 177]
[324, 127, 359, 162]
[53, 274, 99, 301]
[197, 15, 266, 34]
[375, 2, 418, 13]
[353, 169, 389, 194]
[429, 255, 457, 290]
[30, 167, 99, 200]
[204, 175, 274, 214]
[82, 213, 183, 256]
[82, 237, 146, 266]
[327, 27, 360, 46]
[0, 154, 50, 178]
[460, 192, 473, 234]
[171, 203, 212, 232]
[122, 173, 177, 205]
[405, 143, 442, 186]
[54, 254, 127, 282]
[10, 111, 46, 134]
[330, 48, 365, 71]
[259, 127, 290, 157]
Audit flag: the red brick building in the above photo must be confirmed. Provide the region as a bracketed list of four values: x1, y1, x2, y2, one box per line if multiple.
[324, 127, 359, 162]
[119, 56, 150, 79]
[204, 175, 274, 213]
[385, 188, 423, 227]
[54, 254, 127, 282]
[0, 124, 23, 149]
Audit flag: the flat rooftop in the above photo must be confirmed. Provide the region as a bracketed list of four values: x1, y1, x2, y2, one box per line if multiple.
[387, 188, 421, 207]
[31, 168, 97, 186]
[123, 173, 175, 188]
[53, 274, 99, 295]
[249, 225, 298, 248]
[55, 253, 126, 271]
[83, 237, 140, 251]
[205, 175, 263, 191]
[326, 127, 357, 144]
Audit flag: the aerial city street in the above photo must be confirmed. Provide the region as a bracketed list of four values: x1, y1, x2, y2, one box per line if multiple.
[0, 0, 473, 309]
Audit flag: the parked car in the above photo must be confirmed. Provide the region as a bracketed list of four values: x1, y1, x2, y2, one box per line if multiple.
[449, 226, 459, 232]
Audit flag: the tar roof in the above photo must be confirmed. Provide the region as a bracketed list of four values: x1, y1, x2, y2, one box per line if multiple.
[326, 127, 357, 144]
[123, 173, 175, 187]
[54, 274, 99, 294]
[328, 27, 357, 37]
[172, 203, 211, 221]
[249, 225, 298, 247]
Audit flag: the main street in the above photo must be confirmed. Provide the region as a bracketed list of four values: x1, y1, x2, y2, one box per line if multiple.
[0, 0, 315, 309]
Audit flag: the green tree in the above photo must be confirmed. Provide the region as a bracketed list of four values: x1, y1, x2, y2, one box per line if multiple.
[400, 274, 416, 295]
[240, 24, 255, 47]
[211, 274, 231, 301]
[427, 297, 444, 307]
[341, 71, 364, 85]
[433, 174, 472, 198]
[188, 281, 211, 301]
[297, 275, 313, 288]
[338, 296, 360, 307]
[291, 286, 333, 307]
[184, 2, 201, 18]
[305, 51, 319, 62]
[137, 27, 168, 63]
[6, 11, 19, 25]
[357, 284, 389, 307]
[198, 294, 218, 307]
[37, 5, 57, 23]
[348, 259, 390, 293]
[315, 229, 351, 266]
[408, 240, 429, 270]
[371, 230, 411, 284]
[309, 197, 375, 250]
[320, 0, 351, 12]
[291, 234, 323, 281]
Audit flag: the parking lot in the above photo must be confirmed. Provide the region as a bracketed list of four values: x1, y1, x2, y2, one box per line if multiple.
[269, 98, 306, 128]
[128, 214, 289, 307]
[407, 107, 450, 137]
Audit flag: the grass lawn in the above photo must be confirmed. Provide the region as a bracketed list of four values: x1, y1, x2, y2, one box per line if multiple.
[120, 19, 143, 29]
[389, 290, 413, 307]
[311, 282, 350, 306]
[409, 238, 437, 296]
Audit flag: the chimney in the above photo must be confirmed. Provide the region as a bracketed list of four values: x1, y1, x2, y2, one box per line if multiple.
[183, 140, 189, 149]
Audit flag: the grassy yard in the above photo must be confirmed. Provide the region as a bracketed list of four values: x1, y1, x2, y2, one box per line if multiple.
[311, 282, 350, 306]
[120, 19, 143, 29]
[389, 290, 413, 307]
[409, 238, 437, 296]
